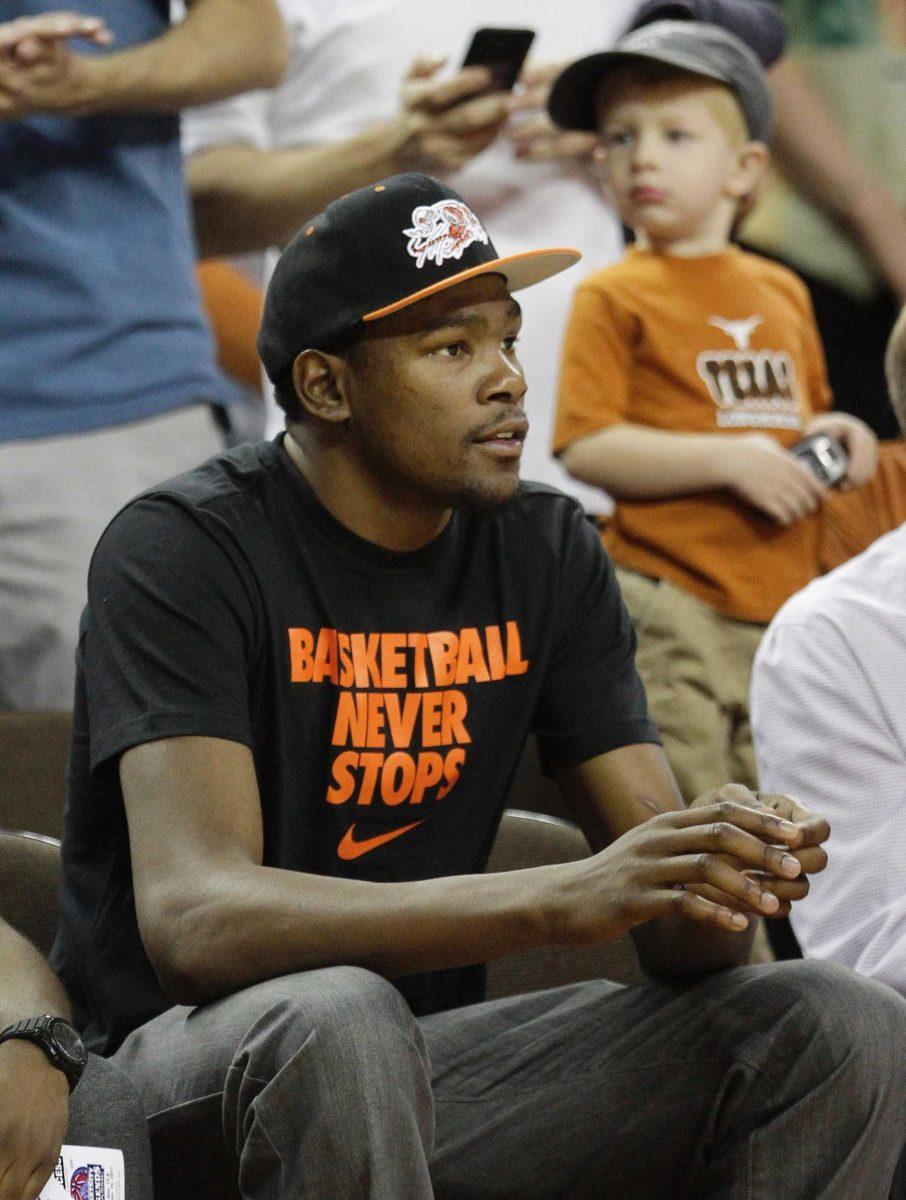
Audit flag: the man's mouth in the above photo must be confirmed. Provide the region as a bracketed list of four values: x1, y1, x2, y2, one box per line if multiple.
[472, 419, 529, 457]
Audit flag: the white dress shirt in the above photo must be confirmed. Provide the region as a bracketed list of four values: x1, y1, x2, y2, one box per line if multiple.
[751, 522, 906, 996]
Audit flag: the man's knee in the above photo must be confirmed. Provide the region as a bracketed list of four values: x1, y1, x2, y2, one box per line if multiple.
[748, 959, 906, 1093]
[230, 966, 427, 1081]
[70, 1056, 153, 1200]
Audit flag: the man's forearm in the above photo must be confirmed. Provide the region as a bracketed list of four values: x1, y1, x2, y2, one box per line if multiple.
[69, 0, 287, 115]
[0, 924, 71, 1028]
[559, 423, 730, 500]
[145, 858, 559, 1005]
[189, 122, 415, 256]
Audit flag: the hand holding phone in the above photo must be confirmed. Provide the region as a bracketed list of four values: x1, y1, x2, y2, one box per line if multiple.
[399, 38, 523, 174]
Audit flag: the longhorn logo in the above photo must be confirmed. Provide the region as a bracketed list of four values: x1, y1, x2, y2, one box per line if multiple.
[707, 314, 764, 350]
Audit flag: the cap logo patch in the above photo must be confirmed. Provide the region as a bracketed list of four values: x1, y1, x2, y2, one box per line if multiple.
[404, 200, 489, 269]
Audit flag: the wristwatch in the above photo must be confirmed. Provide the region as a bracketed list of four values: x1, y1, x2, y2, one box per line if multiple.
[0, 1014, 88, 1093]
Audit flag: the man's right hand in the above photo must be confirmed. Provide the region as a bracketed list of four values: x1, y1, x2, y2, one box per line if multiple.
[719, 433, 828, 525]
[549, 800, 807, 945]
[398, 57, 510, 174]
[0, 1040, 69, 1200]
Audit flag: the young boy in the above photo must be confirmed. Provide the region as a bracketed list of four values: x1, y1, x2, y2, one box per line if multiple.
[547, 21, 878, 802]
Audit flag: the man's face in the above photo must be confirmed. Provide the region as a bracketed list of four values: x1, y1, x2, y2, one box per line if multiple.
[340, 274, 527, 511]
[596, 77, 748, 244]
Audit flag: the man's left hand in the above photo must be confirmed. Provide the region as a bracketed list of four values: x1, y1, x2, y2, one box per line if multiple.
[805, 412, 879, 491]
[688, 783, 829, 918]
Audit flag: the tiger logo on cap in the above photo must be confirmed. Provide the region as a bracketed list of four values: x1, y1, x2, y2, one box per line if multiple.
[404, 200, 489, 269]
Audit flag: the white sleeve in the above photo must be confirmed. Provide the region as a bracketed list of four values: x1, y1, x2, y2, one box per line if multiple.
[181, 88, 273, 157]
[751, 616, 906, 996]
[180, 0, 333, 157]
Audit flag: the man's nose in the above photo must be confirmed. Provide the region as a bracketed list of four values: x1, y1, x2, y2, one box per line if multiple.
[479, 352, 526, 405]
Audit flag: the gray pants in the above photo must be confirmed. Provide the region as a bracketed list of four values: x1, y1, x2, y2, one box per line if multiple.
[0, 404, 224, 711]
[112, 960, 906, 1200]
[70, 1055, 153, 1200]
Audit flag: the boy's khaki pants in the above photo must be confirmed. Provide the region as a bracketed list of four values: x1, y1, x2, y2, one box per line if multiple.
[615, 567, 766, 805]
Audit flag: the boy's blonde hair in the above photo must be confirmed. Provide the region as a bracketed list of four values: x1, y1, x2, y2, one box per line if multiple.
[595, 59, 750, 147]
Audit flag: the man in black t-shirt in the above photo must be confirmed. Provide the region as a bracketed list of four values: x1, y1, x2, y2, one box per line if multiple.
[54, 174, 906, 1199]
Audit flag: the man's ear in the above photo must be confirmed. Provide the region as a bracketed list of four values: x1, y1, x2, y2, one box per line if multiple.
[291, 349, 352, 423]
[726, 140, 769, 201]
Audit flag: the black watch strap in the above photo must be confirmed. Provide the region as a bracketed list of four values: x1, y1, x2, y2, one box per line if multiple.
[0, 1014, 88, 1093]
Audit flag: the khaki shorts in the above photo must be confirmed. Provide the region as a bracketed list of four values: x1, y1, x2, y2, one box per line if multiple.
[616, 567, 766, 804]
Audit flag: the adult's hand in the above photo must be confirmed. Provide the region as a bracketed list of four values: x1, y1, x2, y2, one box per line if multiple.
[805, 411, 879, 490]
[719, 433, 828, 525]
[507, 61, 597, 164]
[0, 11, 112, 120]
[0, 1040, 69, 1200]
[399, 56, 510, 174]
[550, 798, 807, 946]
[687, 784, 830, 918]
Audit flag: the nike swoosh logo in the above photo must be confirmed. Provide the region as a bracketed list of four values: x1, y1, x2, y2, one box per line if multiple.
[337, 821, 424, 861]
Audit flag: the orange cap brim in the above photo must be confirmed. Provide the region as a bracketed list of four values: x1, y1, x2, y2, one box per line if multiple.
[361, 247, 581, 323]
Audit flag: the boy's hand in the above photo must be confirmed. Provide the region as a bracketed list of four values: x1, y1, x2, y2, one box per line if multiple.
[804, 412, 878, 490]
[720, 434, 828, 525]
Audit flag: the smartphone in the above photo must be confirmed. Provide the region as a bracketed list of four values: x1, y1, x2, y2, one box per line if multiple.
[790, 432, 849, 486]
[461, 27, 535, 92]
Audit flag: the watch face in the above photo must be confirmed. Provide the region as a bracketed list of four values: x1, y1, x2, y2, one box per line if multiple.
[49, 1019, 87, 1066]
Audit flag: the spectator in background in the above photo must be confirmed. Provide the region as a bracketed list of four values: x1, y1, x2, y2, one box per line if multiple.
[0, 912, 151, 1200]
[740, 0, 906, 437]
[751, 304, 906, 997]
[182, 0, 642, 511]
[0, 1, 286, 712]
[550, 20, 877, 805]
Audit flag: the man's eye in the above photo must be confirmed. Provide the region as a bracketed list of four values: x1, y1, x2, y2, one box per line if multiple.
[665, 129, 691, 142]
[604, 130, 631, 147]
[434, 342, 468, 358]
[503, 334, 521, 352]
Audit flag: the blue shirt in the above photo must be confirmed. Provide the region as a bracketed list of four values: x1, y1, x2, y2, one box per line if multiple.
[0, 0, 235, 441]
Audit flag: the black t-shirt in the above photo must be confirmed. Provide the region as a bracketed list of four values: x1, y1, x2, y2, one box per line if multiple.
[52, 438, 658, 1054]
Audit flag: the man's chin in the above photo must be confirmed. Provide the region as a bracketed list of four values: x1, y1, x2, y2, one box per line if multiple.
[447, 471, 521, 513]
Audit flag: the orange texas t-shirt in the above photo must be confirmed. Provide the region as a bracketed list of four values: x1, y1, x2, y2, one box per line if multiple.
[818, 440, 906, 573]
[554, 245, 832, 623]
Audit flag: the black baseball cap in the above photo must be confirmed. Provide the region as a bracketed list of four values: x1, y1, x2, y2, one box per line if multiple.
[629, 0, 787, 68]
[258, 173, 580, 384]
[547, 20, 772, 142]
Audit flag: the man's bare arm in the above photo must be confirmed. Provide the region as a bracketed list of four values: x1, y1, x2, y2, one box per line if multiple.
[120, 736, 809, 1005]
[0, 0, 288, 121]
[0, 920, 70, 1029]
[553, 743, 829, 981]
[0, 920, 72, 1200]
[769, 57, 906, 301]
[188, 61, 509, 256]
